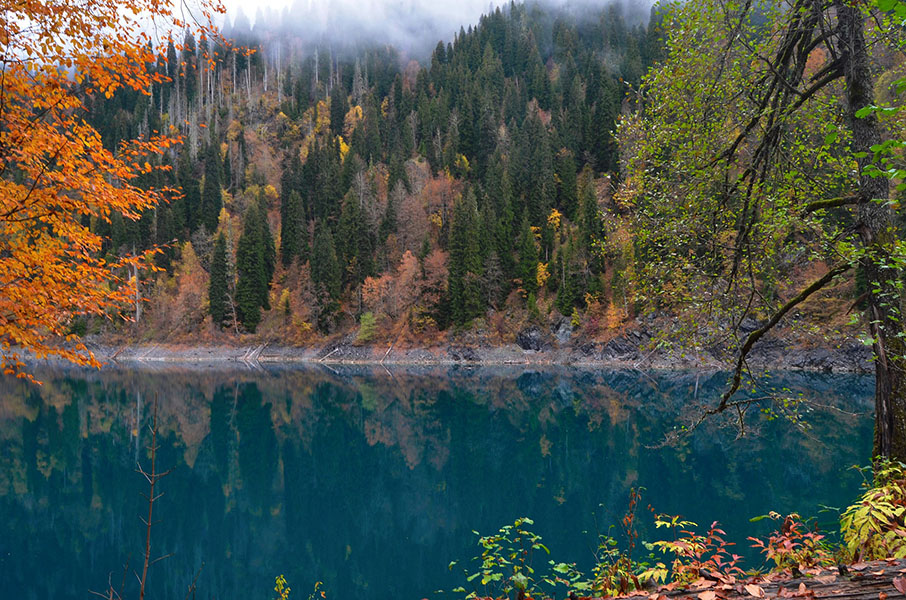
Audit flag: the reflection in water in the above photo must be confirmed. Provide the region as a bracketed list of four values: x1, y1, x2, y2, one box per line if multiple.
[0, 366, 873, 600]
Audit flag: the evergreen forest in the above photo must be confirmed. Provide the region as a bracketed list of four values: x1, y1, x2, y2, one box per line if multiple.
[85, 1, 664, 344]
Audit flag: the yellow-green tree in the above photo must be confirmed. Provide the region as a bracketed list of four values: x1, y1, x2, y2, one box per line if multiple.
[619, 0, 906, 457]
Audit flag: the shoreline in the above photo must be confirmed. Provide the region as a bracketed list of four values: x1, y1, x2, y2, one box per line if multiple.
[73, 333, 874, 374]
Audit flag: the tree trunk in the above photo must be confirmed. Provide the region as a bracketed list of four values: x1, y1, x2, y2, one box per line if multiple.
[837, 1, 906, 460]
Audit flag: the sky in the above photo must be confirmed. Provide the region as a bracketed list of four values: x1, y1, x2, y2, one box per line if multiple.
[220, 0, 652, 53]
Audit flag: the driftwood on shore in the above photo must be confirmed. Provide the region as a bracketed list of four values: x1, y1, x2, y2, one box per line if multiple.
[620, 560, 906, 600]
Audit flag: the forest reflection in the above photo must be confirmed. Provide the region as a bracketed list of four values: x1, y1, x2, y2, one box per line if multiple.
[0, 366, 873, 600]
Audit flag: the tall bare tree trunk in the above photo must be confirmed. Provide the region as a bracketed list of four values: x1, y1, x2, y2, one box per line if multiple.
[837, 1, 906, 460]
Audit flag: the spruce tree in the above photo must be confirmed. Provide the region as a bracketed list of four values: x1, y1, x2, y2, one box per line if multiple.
[448, 190, 483, 325]
[235, 203, 271, 332]
[209, 232, 230, 328]
[311, 222, 341, 331]
[280, 191, 303, 266]
[555, 150, 578, 219]
[201, 142, 222, 233]
[177, 152, 201, 234]
[517, 216, 539, 295]
[257, 196, 276, 307]
[337, 190, 375, 285]
[329, 84, 349, 137]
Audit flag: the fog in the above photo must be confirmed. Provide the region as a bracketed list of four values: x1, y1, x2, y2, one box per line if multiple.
[223, 0, 653, 54]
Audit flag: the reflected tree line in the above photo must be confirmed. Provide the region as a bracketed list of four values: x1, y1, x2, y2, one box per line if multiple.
[0, 367, 874, 599]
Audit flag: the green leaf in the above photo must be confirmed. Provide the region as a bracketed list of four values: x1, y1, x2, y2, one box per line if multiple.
[749, 514, 770, 522]
[855, 106, 874, 119]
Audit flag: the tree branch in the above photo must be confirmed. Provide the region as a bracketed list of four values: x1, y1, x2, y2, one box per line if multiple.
[715, 262, 851, 413]
[802, 194, 862, 214]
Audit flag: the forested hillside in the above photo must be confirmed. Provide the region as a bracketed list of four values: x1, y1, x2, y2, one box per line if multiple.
[84, 0, 665, 347]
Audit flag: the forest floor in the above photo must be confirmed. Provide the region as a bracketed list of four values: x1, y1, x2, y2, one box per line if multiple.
[619, 559, 906, 600]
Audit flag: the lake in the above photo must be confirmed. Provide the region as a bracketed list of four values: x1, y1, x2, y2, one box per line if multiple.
[0, 365, 873, 600]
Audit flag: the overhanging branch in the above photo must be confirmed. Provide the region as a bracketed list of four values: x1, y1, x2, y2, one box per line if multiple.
[714, 261, 851, 413]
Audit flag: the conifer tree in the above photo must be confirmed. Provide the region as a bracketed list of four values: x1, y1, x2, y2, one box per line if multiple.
[329, 84, 349, 137]
[311, 222, 341, 331]
[235, 203, 270, 332]
[516, 216, 539, 296]
[256, 197, 276, 309]
[202, 143, 222, 233]
[281, 191, 304, 266]
[448, 189, 483, 324]
[178, 152, 201, 234]
[209, 232, 230, 328]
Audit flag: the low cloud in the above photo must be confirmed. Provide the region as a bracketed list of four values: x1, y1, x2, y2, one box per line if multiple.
[224, 0, 653, 55]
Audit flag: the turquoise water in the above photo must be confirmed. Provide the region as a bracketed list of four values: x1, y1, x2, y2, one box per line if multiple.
[0, 366, 873, 599]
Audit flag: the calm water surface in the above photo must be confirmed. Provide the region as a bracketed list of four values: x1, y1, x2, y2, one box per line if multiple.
[0, 366, 873, 600]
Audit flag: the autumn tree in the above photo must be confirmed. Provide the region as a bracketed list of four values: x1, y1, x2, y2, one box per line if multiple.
[0, 0, 223, 372]
[619, 0, 906, 457]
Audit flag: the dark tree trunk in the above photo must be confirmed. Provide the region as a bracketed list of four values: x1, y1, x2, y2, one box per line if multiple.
[836, 1, 906, 460]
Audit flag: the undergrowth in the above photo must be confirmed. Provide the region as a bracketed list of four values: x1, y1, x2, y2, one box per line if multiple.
[445, 465, 906, 600]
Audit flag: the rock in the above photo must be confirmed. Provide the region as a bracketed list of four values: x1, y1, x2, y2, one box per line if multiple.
[448, 346, 479, 362]
[601, 337, 638, 359]
[516, 326, 548, 352]
[553, 319, 573, 346]
[739, 317, 763, 334]
[577, 343, 598, 357]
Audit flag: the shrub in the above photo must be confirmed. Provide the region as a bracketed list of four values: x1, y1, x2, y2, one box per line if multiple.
[840, 460, 906, 561]
[748, 512, 835, 571]
[355, 312, 377, 345]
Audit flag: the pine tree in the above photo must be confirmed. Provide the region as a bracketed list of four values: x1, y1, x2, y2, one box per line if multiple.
[448, 189, 483, 324]
[337, 188, 375, 285]
[280, 191, 303, 266]
[201, 142, 222, 233]
[311, 221, 341, 331]
[234, 203, 272, 332]
[517, 216, 538, 295]
[555, 150, 578, 219]
[257, 196, 276, 309]
[209, 232, 230, 328]
[329, 84, 349, 137]
[178, 152, 201, 234]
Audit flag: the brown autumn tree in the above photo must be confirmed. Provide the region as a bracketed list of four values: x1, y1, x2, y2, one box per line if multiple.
[0, 0, 224, 373]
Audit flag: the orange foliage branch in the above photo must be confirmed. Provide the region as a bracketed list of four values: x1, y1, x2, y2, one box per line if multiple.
[0, 0, 225, 376]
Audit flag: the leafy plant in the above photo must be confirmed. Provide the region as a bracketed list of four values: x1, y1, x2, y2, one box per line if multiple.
[450, 517, 551, 599]
[650, 515, 744, 584]
[748, 512, 835, 570]
[586, 488, 664, 595]
[274, 575, 291, 600]
[840, 460, 906, 561]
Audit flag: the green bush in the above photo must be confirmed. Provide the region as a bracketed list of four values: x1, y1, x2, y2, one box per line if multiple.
[355, 312, 377, 345]
[840, 460, 906, 561]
